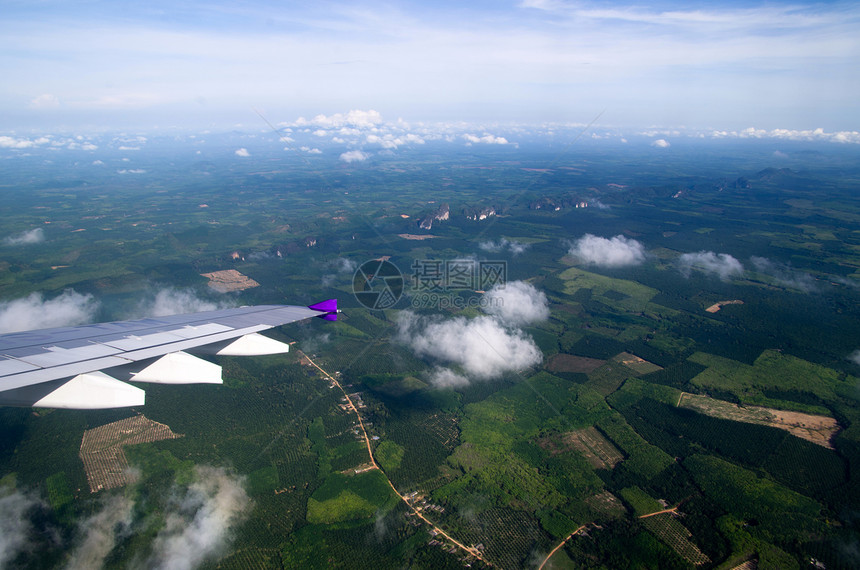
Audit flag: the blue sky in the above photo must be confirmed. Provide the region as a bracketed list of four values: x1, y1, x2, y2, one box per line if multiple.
[1, 1, 858, 132]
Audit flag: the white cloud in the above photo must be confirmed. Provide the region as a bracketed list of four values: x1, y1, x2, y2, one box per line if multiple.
[117, 169, 146, 174]
[0, 136, 35, 149]
[234, 148, 250, 157]
[707, 127, 860, 145]
[295, 110, 383, 129]
[321, 258, 357, 287]
[339, 150, 370, 163]
[483, 281, 549, 326]
[849, 350, 860, 366]
[569, 234, 646, 268]
[331, 257, 357, 273]
[428, 367, 470, 388]
[479, 238, 528, 255]
[651, 138, 670, 148]
[146, 466, 250, 570]
[396, 312, 542, 383]
[3, 228, 45, 246]
[0, 490, 42, 569]
[365, 133, 425, 149]
[750, 256, 817, 292]
[463, 133, 509, 145]
[678, 251, 744, 281]
[139, 288, 223, 318]
[65, 496, 134, 570]
[0, 290, 98, 333]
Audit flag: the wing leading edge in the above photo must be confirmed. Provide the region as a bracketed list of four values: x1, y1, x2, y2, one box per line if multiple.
[0, 300, 338, 409]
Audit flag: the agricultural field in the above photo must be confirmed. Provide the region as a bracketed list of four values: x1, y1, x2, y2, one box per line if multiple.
[79, 414, 183, 492]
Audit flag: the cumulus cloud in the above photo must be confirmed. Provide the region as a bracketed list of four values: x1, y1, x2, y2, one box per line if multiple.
[750, 256, 817, 292]
[651, 139, 670, 148]
[712, 127, 860, 145]
[0, 290, 98, 333]
[146, 466, 250, 570]
[3, 228, 45, 246]
[139, 288, 223, 317]
[396, 312, 542, 385]
[234, 148, 250, 157]
[339, 150, 370, 163]
[0, 490, 42, 569]
[848, 350, 860, 366]
[294, 109, 383, 129]
[365, 133, 424, 149]
[483, 281, 549, 327]
[66, 496, 134, 570]
[568, 234, 646, 268]
[463, 133, 509, 145]
[677, 251, 744, 281]
[479, 238, 528, 255]
[0, 136, 36, 149]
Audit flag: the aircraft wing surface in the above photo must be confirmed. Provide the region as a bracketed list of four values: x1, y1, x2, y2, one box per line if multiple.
[0, 300, 337, 409]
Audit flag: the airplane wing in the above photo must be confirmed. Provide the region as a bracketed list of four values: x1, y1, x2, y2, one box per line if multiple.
[0, 299, 338, 409]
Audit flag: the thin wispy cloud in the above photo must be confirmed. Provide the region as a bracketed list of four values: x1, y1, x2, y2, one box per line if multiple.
[0, 290, 98, 333]
[137, 288, 225, 318]
[677, 251, 744, 281]
[3, 228, 45, 246]
[0, 490, 42, 569]
[144, 466, 250, 570]
[66, 496, 134, 570]
[479, 238, 528, 255]
[0, 2, 855, 130]
[750, 256, 818, 292]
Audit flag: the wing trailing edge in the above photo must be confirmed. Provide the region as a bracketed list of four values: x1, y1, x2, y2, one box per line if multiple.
[0, 299, 337, 409]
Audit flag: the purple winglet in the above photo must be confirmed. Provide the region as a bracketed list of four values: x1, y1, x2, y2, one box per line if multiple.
[308, 299, 337, 313]
[320, 313, 338, 321]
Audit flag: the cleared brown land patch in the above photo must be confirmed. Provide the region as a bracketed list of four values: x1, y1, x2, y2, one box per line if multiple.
[547, 354, 605, 373]
[201, 269, 260, 292]
[705, 299, 744, 313]
[537, 427, 623, 469]
[678, 392, 839, 449]
[80, 415, 183, 493]
[611, 352, 663, 375]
